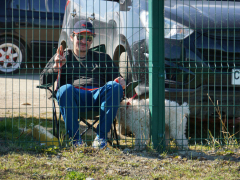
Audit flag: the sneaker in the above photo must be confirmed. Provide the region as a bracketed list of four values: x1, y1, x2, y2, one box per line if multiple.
[92, 135, 108, 149]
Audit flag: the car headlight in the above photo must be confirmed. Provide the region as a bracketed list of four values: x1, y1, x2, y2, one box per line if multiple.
[140, 11, 194, 40]
[164, 17, 194, 40]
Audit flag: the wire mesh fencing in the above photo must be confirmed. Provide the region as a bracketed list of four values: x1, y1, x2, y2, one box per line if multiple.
[0, 0, 240, 152]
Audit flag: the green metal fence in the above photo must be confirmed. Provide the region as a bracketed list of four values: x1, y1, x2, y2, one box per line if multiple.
[0, 0, 240, 152]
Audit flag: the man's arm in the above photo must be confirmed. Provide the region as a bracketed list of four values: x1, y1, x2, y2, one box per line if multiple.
[105, 54, 126, 89]
[40, 46, 66, 85]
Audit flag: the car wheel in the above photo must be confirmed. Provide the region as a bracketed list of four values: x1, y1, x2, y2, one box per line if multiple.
[0, 38, 25, 74]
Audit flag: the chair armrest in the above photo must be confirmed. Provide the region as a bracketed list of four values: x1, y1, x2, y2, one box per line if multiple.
[36, 83, 54, 90]
[36, 83, 55, 95]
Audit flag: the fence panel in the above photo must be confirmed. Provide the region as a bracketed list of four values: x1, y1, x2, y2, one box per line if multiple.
[0, 0, 239, 152]
[164, 0, 240, 151]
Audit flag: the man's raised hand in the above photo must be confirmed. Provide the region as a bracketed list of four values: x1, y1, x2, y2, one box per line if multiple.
[114, 77, 126, 90]
[53, 45, 66, 72]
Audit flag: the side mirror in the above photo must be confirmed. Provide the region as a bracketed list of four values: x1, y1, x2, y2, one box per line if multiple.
[120, 0, 125, 4]
[119, 0, 132, 11]
[104, 0, 131, 9]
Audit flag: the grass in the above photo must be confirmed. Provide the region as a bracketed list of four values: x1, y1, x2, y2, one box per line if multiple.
[0, 144, 239, 179]
[1, 114, 239, 151]
[0, 116, 99, 147]
[0, 116, 136, 149]
[0, 116, 64, 144]
[203, 95, 240, 151]
[0, 113, 240, 179]
[186, 94, 240, 152]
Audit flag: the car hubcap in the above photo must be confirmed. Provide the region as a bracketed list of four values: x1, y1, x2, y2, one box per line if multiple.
[0, 43, 22, 73]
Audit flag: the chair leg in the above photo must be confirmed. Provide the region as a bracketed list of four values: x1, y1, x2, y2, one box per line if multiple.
[113, 119, 119, 146]
[57, 112, 61, 139]
[52, 100, 56, 137]
[80, 118, 98, 137]
[110, 125, 113, 140]
[52, 100, 59, 139]
[79, 117, 119, 146]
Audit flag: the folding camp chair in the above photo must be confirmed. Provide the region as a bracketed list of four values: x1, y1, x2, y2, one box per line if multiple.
[37, 45, 139, 146]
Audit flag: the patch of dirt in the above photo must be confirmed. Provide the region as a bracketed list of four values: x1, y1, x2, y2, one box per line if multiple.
[0, 74, 55, 119]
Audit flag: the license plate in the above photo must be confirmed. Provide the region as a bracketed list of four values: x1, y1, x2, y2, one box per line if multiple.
[232, 69, 240, 85]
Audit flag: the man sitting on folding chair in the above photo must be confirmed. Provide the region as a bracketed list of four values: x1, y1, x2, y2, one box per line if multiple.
[40, 20, 126, 149]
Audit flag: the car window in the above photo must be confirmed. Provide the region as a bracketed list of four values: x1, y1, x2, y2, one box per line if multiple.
[31, 0, 47, 12]
[11, 0, 30, 10]
[47, 0, 66, 13]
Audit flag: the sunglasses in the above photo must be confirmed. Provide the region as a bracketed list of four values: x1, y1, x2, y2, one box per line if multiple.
[75, 34, 93, 42]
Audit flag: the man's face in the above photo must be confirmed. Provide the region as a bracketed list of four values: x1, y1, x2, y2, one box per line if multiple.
[72, 32, 93, 55]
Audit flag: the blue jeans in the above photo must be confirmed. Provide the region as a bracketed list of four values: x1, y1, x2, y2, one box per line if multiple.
[56, 81, 123, 141]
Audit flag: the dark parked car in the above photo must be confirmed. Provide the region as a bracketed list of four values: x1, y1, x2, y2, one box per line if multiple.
[58, 0, 240, 119]
[0, 0, 66, 74]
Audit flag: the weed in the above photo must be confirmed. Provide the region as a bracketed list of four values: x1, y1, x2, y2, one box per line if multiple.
[159, 151, 168, 158]
[207, 94, 240, 150]
[59, 133, 65, 147]
[43, 146, 59, 155]
[130, 162, 140, 167]
[205, 129, 221, 149]
[65, 171, 86, 180]
[151, 172, 163, 179]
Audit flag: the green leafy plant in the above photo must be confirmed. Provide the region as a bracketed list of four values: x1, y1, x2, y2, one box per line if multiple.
[65, 171, 86, 180]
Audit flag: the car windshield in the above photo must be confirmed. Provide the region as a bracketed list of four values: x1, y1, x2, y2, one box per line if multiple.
[11, 0, 29, 10]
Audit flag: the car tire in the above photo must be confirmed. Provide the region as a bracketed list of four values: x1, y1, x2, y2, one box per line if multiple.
[0, 38, 25, 74]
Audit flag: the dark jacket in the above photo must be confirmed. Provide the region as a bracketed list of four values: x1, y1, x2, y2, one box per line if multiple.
[40, 49, 120, 88]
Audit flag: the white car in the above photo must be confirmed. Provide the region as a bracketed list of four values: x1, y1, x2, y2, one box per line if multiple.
[58, 0, 240, 119]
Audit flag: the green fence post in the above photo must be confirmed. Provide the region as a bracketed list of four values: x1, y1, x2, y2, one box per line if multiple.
[149, 0, 165, 151]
